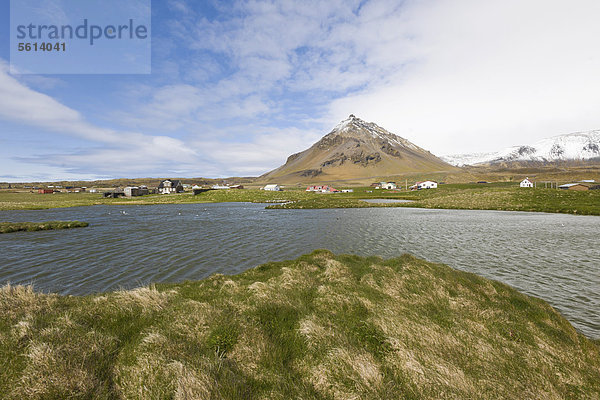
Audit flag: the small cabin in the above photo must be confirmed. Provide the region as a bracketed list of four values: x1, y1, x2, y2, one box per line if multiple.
[520, 178, 534, 188]
[262, 184, 282, 191]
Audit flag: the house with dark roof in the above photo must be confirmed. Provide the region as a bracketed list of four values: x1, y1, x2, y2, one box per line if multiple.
[158, 179, 183, 194]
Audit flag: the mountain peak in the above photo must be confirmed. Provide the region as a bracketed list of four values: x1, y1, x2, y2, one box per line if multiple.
[328, 115, 419, 150]
[259, 117, 456, 183]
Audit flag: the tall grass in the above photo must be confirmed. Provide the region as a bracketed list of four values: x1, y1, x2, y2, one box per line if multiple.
[0, 251, 598, 399]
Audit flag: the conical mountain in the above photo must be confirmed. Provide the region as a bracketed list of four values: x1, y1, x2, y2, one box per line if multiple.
[259, 115, 457, 183]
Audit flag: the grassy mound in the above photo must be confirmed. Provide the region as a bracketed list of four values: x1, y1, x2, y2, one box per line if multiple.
[0, 221, 88, 234]
[0, 251, 598, 399]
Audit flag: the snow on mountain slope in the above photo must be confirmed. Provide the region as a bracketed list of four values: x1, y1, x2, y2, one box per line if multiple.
[442, 130, 600, 166]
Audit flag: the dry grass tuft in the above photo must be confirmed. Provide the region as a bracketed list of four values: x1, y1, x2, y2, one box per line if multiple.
[1, 251, 599, 399]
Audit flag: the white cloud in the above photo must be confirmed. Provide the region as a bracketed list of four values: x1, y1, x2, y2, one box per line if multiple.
[0, 60, 197, 178]
[195, 126, 323, 176]
[326, 0, 600, 155]
[0, 60, 119, 142]
[162, 0, 600, 157]
[5, 0, 600, 180]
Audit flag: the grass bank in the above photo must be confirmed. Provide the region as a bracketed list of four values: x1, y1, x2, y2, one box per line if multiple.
[1, 251, 598, 399]
[0, 221, 88, 234]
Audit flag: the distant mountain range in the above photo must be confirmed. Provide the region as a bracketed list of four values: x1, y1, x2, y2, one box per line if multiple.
[442, 130, 600, 166]
[259, 115, 457, 183]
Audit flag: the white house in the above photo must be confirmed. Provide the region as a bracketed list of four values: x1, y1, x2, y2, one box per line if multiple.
[158, 179, 183, 194]
[520, 178, 534, 188]
[382, 182, 397, 190]
[414, 181, 438, 190]
[262, 184, 282, 191]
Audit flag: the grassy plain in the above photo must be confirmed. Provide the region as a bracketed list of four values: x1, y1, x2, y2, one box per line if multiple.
[267, 184, 600, 215]
[0, 250, 598, 399]
[1, 183, 599, 215]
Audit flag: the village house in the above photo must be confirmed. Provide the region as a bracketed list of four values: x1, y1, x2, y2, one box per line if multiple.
[306, 185, 339, 193]
[411, 181, 438, 190]
[158, 179, 183, 194]
[37, 189, 53, 194]
[520, 178, 534, 188]
[381, 182, 397, 190]
[262, 184, 282, 191]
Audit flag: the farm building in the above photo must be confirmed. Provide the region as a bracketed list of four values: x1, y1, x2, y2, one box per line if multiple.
[306, 185, 339, 193]
[411, 181, 438, 190]
[211, 184, 230, 190]
[558, 183, 595, 191]
[262, 184, 282, 191]
[37, 189, 53, 194]
[158, 179, 183, 194]
[341, 189, 354, 193]
[103, 189, 125, 198]
[520, 178, 534, 188]
[124, 186, 149, 197]
[381, 182, 397, 190]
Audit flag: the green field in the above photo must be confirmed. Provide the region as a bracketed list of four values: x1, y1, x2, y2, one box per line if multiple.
[0, 190, 313, 210]
[0, 221, 89, 234]
[0, 251, 598, 399]
[267, 184, 600, 215]
[1, 183, 599, 215]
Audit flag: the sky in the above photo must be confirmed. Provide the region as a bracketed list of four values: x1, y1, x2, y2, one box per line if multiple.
[1, 0, 600, 182]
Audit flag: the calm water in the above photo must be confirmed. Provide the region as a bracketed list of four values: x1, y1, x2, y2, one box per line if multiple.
[0, 203, 598, 339]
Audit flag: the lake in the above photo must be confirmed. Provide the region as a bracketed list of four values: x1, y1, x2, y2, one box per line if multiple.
[0, 203, 598, 339]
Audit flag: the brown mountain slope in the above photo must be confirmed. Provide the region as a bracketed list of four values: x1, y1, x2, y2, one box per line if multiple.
[258, 115, 459, 184]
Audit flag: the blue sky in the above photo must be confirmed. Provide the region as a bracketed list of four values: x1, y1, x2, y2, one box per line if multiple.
[2, 0, 600, 181]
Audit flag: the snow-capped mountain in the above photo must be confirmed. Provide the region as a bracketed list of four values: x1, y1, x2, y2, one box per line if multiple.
[442, 130, 600, 166]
